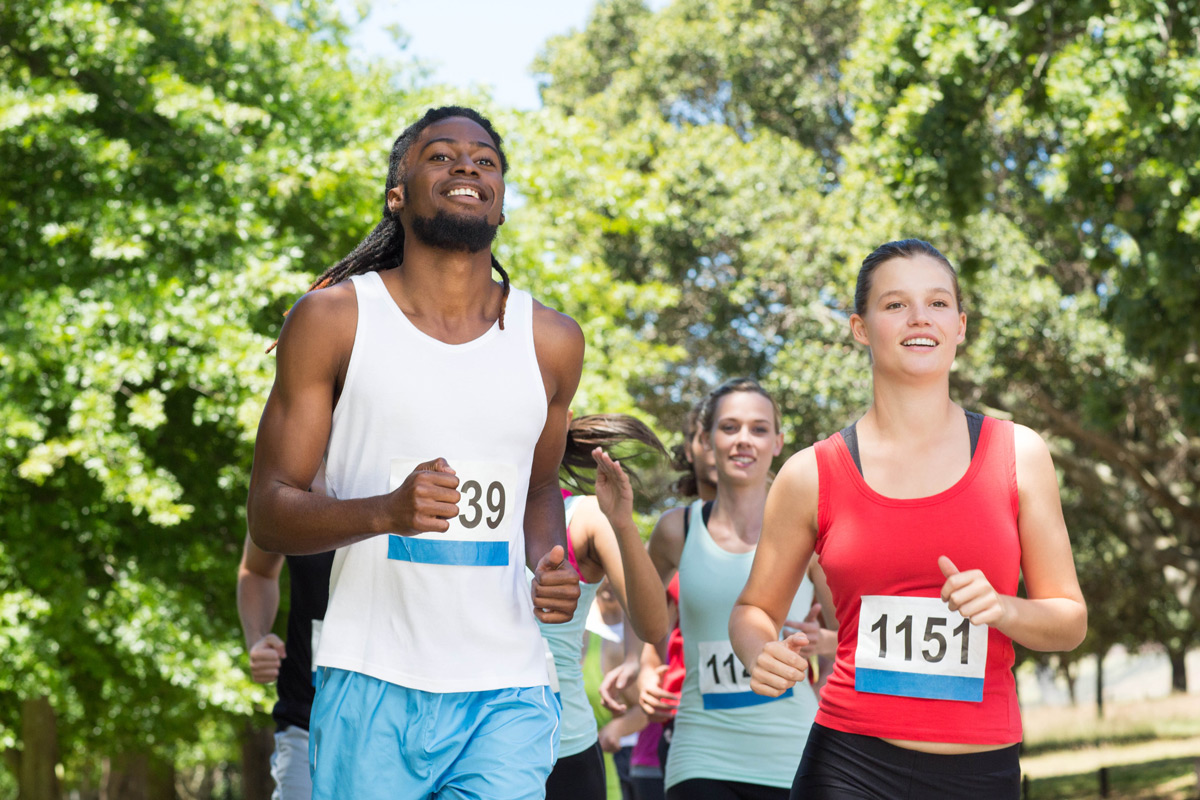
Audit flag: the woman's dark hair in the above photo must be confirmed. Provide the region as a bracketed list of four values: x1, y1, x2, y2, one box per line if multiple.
[269, 107, 511, 352]
[669, 401, 704, 498]
[697, 377, 782, 436]
[560, 414, 668, 493]
[853, 239, 964, 316]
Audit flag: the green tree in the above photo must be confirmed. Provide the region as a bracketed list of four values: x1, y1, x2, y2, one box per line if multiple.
[0, 1, 681, 793]
[533, 0, 1199, 687]
[0, 0, 434, 791]
[844, 0, 1200, 687]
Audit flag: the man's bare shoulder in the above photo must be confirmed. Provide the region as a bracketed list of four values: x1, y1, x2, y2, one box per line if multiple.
[276, 280, 358, 359]
[532, 300, 584, 347]
[531, 299, 584, 378]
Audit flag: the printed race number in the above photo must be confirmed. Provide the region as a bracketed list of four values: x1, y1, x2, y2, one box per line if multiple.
[457, 478, 506, 529]
[699, 640, 753, 693]
[697, 640, 791, 710]
[386, 459, 518, 566]
[855, 595, 987, 702]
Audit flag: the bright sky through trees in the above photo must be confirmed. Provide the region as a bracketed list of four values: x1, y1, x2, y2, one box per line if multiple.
[337, 0, 669, 109]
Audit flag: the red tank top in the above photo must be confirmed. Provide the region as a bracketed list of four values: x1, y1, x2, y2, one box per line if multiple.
[813, 416, 1022, 744]
[664, 573, 685, 695]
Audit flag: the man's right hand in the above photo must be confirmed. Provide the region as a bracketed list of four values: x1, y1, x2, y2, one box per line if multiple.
[392, 458, 460, 533]
[248, 633, 287, 683]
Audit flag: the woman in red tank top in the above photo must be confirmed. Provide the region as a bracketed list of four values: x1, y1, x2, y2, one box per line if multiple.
[730, 239, 1087, 800]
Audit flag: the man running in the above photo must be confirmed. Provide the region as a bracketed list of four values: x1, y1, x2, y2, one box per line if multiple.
[246, 106, 584, 799]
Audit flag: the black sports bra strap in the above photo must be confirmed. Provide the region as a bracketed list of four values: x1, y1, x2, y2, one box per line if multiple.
[840, 423, 863, 475]
[682, 505, 691, 541]
[701, 500, 714, 527]
[965, 410, 984, 457]
[841, 410, 984, 477]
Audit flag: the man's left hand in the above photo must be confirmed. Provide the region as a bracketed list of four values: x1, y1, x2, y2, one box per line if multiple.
[532, 545, 581, 624]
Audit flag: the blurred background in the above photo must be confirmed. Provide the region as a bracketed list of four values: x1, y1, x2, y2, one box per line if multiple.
[2, 0, 1199, 797]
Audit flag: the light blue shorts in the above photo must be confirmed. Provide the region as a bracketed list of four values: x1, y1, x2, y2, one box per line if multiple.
[309, 667, 560, 800]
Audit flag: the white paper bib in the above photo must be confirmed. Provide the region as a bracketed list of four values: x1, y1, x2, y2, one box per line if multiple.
[855, 595, 987, 703]
[387, 458, 519, 566]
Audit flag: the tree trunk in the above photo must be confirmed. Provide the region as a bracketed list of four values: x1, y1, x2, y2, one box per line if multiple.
[102, 755, 143, 800]
[18, 695, 60, 800]
[148, 756, 176, 800]
[1063, 660, 1077, 704]
[1095, 648, 1106, 718]
[239, 721, 274, 800]
[101, 753, 175, 800]
[1169, 647, 1188, 693]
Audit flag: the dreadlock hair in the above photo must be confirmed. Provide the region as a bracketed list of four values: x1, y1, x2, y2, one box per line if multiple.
[271, 107, 511, 352]
[560, 414, 668, 494]
[669, 401, 705, 498]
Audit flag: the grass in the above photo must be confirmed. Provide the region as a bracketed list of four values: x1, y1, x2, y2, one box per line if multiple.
[1022, 757, 1199, 800]
[1020, 695, 1200, 798]
[582, 632, 624, 799]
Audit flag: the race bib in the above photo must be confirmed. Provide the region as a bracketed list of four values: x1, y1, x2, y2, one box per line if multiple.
[386, 459, 518, 567]
[697, 640, 791, 710]
[855, 595, 988, 702]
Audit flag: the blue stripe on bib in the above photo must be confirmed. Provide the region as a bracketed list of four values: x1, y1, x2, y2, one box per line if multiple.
[702, 687, 793, 710]
[387, 535, 508, 566]
[855, 668, 984, 702]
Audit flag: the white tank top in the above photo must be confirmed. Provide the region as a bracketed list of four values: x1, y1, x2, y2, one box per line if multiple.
[314, 271, 550, 692]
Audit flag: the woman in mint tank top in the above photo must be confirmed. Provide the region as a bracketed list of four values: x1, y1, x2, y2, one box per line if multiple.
[646, 379, 837, 800]
[539, 414, 672, 800]
[731, 240, 1087, 800]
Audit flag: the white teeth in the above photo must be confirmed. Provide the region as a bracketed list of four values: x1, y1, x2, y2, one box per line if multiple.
[447, 187, 480, 199]
[903, 338, 937, 346]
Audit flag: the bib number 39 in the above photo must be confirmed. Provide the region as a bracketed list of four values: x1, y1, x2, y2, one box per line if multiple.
[855, 595, 988, 703]
[457, 478, 505, 529]
[386, 459, 517, 567]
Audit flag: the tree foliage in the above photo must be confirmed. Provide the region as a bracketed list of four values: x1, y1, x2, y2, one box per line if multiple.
[533, 0, 1199, 678]
[0, 0, 429, 782]
[5, 0, 1200, 790]
[0, 0, 679, 788]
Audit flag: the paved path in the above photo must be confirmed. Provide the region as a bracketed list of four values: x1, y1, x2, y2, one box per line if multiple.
[1022, 736, 1200, 780]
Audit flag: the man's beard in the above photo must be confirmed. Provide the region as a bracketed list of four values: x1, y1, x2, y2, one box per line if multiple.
[409, 210, 498, 253]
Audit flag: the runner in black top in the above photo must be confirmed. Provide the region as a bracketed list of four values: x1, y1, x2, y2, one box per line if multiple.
[237, 533, 333, 799]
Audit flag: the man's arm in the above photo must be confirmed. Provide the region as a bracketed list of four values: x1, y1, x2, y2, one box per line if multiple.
[526, 303, 585, 622]
[236, 533, 287, 683]
[246, 286, 461, 554]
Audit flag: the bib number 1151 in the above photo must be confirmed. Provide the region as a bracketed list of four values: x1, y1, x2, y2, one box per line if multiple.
[870, 613, 971, 665]
[855, 595, 987, 703]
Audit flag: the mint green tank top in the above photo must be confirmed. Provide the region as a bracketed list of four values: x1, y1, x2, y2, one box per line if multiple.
[665, 499, 819, 789]
[534, 495, 601, 757]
